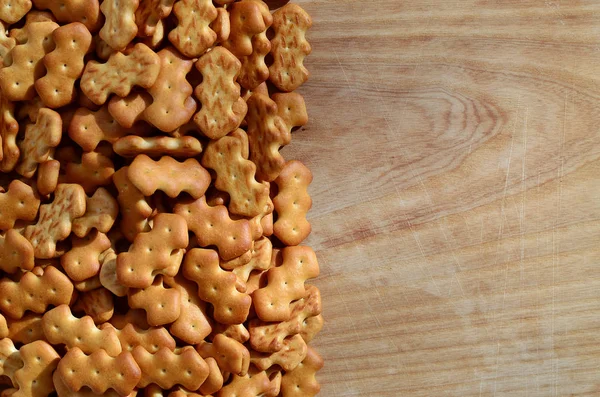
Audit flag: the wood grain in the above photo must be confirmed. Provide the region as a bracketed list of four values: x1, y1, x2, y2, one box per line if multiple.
[288, 1, 600, 395]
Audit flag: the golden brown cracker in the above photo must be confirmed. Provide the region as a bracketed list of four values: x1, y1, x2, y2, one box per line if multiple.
[168, 0, 217, 58]
[99, 0, 138, 50]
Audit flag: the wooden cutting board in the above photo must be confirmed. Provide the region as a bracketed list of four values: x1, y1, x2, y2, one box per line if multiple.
[289, 1, 600, 395]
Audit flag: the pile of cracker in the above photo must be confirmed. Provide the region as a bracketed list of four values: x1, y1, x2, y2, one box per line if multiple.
[0, 0, 322, 396]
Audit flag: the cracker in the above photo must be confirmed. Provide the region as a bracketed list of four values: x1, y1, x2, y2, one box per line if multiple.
[0, 0, 31, 24]
[223, 0, 271, 58]
[135, 0, 174, 36]
[0, 228, 34, 274]
[108, 322, 176, 354]
[16, 107, 62, 178]
[99, 0, 138, 50]
[61, 230, 111, 282]
[72, 187, 119, 238]
[72, 287, 114, 324]
[168, 0, 217, 58]
[113, 135, 203, 158]
[197, 333, 250, 376]
[36, 159, 60, 196]
[32, 0, 102, 32]
[218, 370, 272, 397]
[113, 166, 153, 242]
[0, 90, 20, 172]
[6, 313, 45, 344]
[128, 276, 181, 327]
[269, 3, 312, 92]
[13, 340, 60, 397]
[280, 346, 323, 397]
[193, 47, 247, 139]
[63, 151, 115, 194]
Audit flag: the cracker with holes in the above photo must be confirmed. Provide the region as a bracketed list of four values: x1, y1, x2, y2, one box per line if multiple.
[133, 346, 209, 390]
[63, 151, 115, 194]
[41, 304, 122, 356]
[202, 129, 269, 218]
[252, 246, 319, 322]
[0, 91, 19, 172]
[23, 184, 85, 258]
[114, 135, 203, 158]
[61, 231, 110, 282]
[35, 22, 92, 108]
[164, 275, 212, 345]
[135, 0, 174, 37]
[197, 333, 250, 376]
[168, 0, 216, 57]
[108, 322, 176, 354]
[175, 196, 252, 260]
[56, 348, 141, 395]
[107, 90, 152, 128]
[6, 313, 44, 344]
[273, 160, 312, 246]
[218, 370, 272, 397]
[246, 93, 291, 182]
[12, 340, 60, 397]
[0, 228, 34, 273]
[194, 47, 247, 139]
[0, 0, 31, 24]
[16, 107, 62, 178]
[128, 276, 181, 326]
[0, 265, 74, 319]
[273, 92, 309, 133]
[128, 155, 211, 199]
[72, 187, 118, 238]
[269, 3, 312, 92]
[280, 346, 323, 397]
[117, 213, 188, 289]
[249, 284, 321, 352]
[223, 0, 271, 58]
[80, 43, 160, 105]
[182, 248, 252, 324]
[99, 0, 138, 50]
[0, 21, 58, 101]
[69, 105, 148, 152]
[113, 166, 153, 242]
[32, 0, 102, 32]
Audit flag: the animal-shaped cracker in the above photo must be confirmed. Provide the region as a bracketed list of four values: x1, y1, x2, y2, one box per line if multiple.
[142, 47, 197, 132]
[80, 43, 160, 105]
[12, 340, 60, 397]
[252, 246, 319, 322]
[128, 155, 211, 199]
[36, 159, 60, 196]
[72, 287, 114, 324]
[72, 187, 119, 238]
[128, 276, 181, 326]
[63, 151, 115, 194]
[238, 30, 270, 90]
[223, 0, 271, 58]
[164, 275, 212, 345]
[6, 314, 44, 344]
[114, 135, 203, 158]
[34, 23, 92, 108]
[23, 184, 86, 259]
[194, 47, 247, 139]
[175, 197, 252, 260]
[0, 337, 21, 382]
[280, 346, 323, 397]
[135, 0, 174, 37]
[69, 106, 148, 152]
[16, 108, 62, 178]
[168, 0, 216, 57]
[182, 248, 252, 324]
[99, 0, 138, 50]
[0, 265, 74, 318]
[218, 370, 272, 397]
[108, 323, 176, 353]
[250, 334, 307, 372]
[273, 160, 313, 246]
[133, 346, 209, 390]
[269, 4, 312, 92]
[0, 92, 20, 172]
[61, 231, 110, 282]
[246, 93, 291, 182]
[231, 236, 272, 283]
[0, 229, 34, 273]
[250, 284, 321, 352]
[0, 21, 15, 67]
[32, 0, 102, 32]
[0, 21, 58, 101]
[197, 333, 250, 376]
[117, 213, 188, 289]
[41, 305, 121, 356]
[202, 129, 269, 218]
[56, 348, 141, 395]
[113, 166, 153, 242]
[0, 0, 31, 24]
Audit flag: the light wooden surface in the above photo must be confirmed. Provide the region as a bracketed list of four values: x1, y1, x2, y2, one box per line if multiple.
[286, 1, 600, 395]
